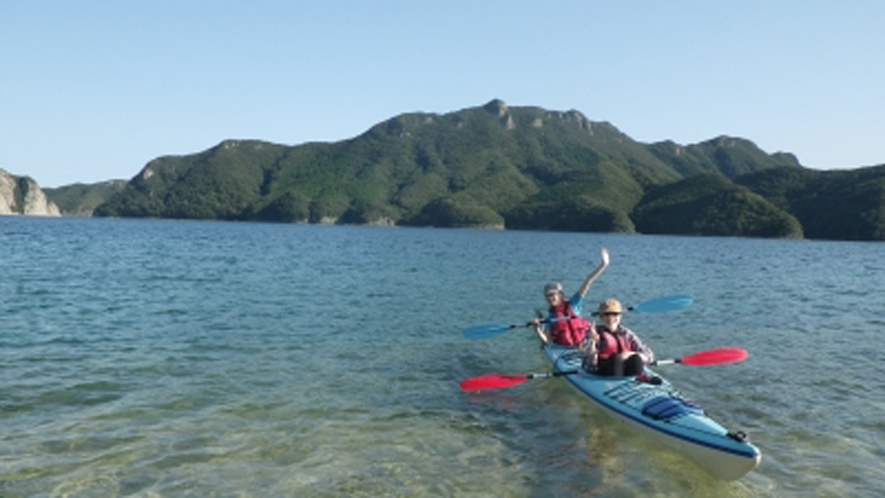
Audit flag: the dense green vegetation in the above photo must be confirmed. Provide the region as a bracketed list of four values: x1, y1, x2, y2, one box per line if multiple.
[44, 180, 127, 215]
[84, 99, 885, 240]
[735, 165, 885, 240]
[647, 137, 800, 178]
[633, 173, 803, 238]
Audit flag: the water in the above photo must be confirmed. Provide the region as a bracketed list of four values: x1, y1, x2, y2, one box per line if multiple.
[1, 217, 883, 496]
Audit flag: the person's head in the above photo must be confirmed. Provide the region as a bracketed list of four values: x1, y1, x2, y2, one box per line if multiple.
[543, 282, 564, 307]
[598, 299, 623, 328]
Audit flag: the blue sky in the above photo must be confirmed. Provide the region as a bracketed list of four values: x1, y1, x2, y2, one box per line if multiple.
[2, 1, 883, 187]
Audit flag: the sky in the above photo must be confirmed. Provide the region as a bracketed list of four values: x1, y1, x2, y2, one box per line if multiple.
[2, 1, 883, 188]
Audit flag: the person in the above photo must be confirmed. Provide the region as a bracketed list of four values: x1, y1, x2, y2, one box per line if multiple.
[532, 248, 610, 347]
[585, 298, 656, 377]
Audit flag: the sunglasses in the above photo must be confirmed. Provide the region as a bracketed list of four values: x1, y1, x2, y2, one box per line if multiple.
[601, 312, 622, 317]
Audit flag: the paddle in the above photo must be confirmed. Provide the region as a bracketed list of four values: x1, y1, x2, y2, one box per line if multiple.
[459, 371, 578, 392]
[624, 294, 693, 314]
[462, 294, 693, 340]
[652, 347, 748, 366]
[459, 347, 748, 392]
[462, 322, 537, 340]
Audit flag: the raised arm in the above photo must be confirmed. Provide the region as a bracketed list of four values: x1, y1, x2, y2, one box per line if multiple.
[577, 248, 610, 298]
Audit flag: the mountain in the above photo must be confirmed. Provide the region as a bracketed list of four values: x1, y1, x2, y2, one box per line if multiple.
[647, 136, 800, 178]
[0, 169, 61, 216]
[735, 165, 885, 240]
[633, 173, 803, 238]
[94, 99, 799, 235]
[44, 180, 127, 216]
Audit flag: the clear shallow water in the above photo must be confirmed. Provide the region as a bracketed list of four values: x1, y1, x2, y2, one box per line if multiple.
[1, 217, 883, 496]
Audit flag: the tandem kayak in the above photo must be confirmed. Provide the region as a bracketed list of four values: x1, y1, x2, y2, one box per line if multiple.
[543, 343, 761, 481]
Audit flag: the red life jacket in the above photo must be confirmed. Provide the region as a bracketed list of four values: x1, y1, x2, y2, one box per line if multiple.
[549, 301, 589, 347]
[596, 326, 633, 361]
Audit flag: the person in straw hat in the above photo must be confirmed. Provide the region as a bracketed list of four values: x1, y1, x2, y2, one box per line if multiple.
[532, 248, 610, 347]
[585, 298, 655, 376]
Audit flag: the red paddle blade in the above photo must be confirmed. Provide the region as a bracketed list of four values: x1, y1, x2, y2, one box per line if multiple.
[680, 347, 748, 366]
[460, 374, 528, 392]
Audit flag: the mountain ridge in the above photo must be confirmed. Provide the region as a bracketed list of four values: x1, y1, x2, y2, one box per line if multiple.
[36, 99, 884, 240]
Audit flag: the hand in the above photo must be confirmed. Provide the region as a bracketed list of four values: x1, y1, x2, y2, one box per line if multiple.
[600, 247, 610, 267]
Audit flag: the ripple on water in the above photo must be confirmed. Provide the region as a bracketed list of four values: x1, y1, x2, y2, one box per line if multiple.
[2, 220, 884, 495]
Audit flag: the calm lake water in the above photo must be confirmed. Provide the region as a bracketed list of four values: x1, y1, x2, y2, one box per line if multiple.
[2, 217, 883, 496]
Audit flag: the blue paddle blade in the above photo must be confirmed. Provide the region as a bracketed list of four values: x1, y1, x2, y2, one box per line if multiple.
[631, 294, 693, 313]
[463, 323, 514, 340]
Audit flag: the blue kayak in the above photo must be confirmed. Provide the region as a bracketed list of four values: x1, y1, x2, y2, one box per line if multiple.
[543, 344, 761, 481]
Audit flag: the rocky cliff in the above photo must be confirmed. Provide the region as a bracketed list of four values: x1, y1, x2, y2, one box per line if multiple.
[0, 170, 61, 216]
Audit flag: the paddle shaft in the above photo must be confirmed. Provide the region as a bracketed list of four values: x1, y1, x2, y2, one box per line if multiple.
[464, 294, 693, 340]
[524, 370, 579, 380]
[652, 358, 682, 366]
[462, 348, 747, 390]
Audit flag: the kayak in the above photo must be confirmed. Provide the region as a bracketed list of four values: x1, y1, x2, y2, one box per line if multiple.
[543, 343, 761, 481]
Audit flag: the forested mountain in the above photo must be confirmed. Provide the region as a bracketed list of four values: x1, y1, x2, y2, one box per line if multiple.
[735, 165, 885, 240]
[90, 99, 853, 238]
[632, 173, 804, 238]
[647, 137, 800, 178]
[44, 180, 127, 216]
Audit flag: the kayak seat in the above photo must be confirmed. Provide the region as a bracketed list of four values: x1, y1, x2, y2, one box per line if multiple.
[641, 396, 704, 421]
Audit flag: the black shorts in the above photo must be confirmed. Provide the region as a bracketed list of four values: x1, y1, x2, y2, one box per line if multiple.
[597, 354, 644, 377]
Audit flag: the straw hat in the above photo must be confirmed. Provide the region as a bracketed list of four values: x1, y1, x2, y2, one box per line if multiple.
[598, 299, 623, 314]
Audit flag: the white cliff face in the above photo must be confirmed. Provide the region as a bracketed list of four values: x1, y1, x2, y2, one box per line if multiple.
[23, 180, 61, 216]
[0, 169, 61, 216]
[0, 172, 16, 214]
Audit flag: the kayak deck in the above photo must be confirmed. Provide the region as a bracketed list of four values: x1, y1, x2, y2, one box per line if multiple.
[544, 344, 761, 481]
